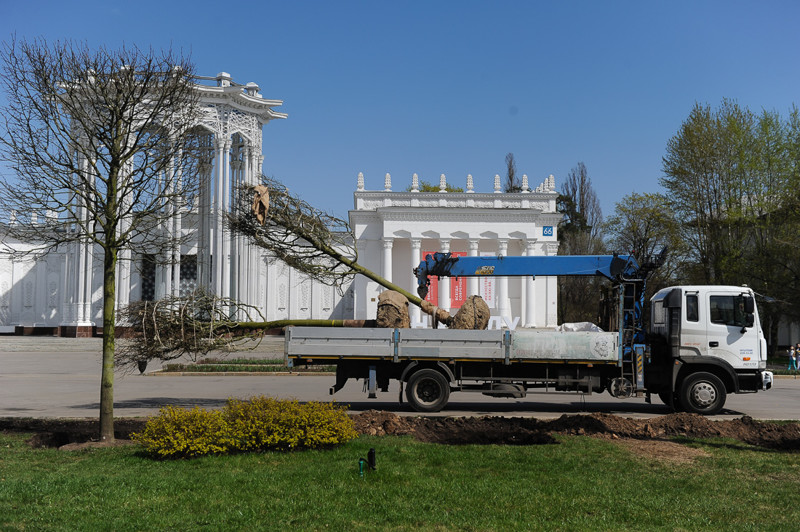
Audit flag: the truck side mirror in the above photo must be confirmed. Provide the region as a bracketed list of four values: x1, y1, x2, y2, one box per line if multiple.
[743, 296, 754, 314]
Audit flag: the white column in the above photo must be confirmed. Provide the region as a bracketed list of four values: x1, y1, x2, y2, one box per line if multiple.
[438, 239, 451, 311]
[467, 239, 479, 297]
[161, 167, 172, 300]
[202, 150, 214, 289]
[524, 238, 537, 328]
[220, 138, 232, 299]
[230, 157, 241, 306]
[497, 239, 510, 322]
[171, 147, 183, 298]
[382, 237, 393, 286]
[213, 138, 225, 295]
[196, 154, 210, 290]
[246, 149, 257, 308]
[116, 160, 133, 312]
[238, 149, 249, 308]
[249, 153, 265, 311]
[75, 204, 86, 323]
[546, 242, 559, 327]
[77, 150, 94, 324]
[410, 238, 421, 324]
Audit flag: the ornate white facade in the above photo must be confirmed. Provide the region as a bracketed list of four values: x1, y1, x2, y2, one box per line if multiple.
[349, 172, 561, 328]
[0, 73, 563, 335]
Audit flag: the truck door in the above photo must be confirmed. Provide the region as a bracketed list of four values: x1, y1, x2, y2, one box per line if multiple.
[705, 291, 759, 370]
[679, 291, 707, 357]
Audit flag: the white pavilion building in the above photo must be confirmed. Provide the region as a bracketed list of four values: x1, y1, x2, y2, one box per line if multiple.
[0, 73, 564, 336]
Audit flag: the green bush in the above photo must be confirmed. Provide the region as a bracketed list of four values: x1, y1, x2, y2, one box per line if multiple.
[133, 397, 357, 459]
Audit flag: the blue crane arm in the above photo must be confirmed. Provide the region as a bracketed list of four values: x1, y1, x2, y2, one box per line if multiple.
[413, 253, 642, 299]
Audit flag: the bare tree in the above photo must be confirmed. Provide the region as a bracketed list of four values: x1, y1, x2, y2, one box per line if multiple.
[504, 152, 522, 192]
[0, 37, 201, 440]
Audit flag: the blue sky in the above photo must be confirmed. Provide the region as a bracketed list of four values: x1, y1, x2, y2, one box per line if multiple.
[3, 1, 799, 220]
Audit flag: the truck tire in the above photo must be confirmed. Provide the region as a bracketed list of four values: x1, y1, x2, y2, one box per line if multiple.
[678, 372, 726, 415]
[406, 369, 450, 412]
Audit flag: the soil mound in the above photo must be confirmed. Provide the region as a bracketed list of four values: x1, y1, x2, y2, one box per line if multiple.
[351, 411, 800, 450]
[3, 412, 799, 451]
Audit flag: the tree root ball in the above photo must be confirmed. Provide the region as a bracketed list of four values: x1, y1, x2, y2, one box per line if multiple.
[376, 291, 411, 328]
[450, 295, 490, 330]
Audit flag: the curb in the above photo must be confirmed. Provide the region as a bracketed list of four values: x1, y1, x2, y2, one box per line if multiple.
[145, 371, 335, 377]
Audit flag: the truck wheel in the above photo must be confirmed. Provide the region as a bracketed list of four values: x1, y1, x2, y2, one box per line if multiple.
[678, 372, 726, 415]
[406, 369, 450, 412]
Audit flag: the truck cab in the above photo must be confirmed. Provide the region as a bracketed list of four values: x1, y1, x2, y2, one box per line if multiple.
[647, 285, 772, 414]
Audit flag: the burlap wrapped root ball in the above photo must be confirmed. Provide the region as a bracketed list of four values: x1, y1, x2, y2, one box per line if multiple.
[376, 290, 411, 328]
[450, 295, 490, 330]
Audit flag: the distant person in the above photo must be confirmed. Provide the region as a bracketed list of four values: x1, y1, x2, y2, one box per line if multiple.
[789, 346, 798, 371]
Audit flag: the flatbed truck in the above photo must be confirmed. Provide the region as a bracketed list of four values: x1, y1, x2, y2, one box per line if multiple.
[285, 253, 773, 414]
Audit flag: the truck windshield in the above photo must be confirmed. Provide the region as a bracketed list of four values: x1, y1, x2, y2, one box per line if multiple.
[709, 295, 749, 327]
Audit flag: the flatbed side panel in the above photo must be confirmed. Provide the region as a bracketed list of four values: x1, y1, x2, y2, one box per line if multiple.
[511, 330, 618, 361]
[286, 326, 394, 357]
[398, 329, 505, 359]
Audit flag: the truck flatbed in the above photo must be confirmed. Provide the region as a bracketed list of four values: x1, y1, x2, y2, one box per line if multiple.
[285, 327, 619, 364]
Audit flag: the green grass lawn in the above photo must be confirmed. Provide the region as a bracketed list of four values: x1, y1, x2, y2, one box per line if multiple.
[1, 432, 798, 531]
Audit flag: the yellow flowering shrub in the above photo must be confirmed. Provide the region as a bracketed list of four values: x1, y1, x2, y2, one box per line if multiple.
[133, 397, 357, 459]
[224, 397, 358, 452]
[132, 406, 231, 459]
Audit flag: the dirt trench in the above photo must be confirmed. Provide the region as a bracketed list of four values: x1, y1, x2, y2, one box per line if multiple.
[4, 412, 798, 452]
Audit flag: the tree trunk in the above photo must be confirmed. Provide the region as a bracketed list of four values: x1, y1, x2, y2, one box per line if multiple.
[99, 246, 117, 441]
[326, 249, 424, 307]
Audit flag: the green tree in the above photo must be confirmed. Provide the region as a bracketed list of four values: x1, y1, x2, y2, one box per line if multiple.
[557, 162, 605, 323]
[661, 100, 759, 284]
[0, 38, 200, 440]
[603, 192, 687, 296]
[662, 100, 800, 351]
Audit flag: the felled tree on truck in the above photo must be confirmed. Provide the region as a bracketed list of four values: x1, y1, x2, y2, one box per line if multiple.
[229, 176, 490, 329]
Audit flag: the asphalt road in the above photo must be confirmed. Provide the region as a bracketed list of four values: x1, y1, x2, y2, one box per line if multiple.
[2, 336, 798, 420]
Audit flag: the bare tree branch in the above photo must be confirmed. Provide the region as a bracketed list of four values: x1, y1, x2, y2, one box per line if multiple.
[0, 36, 201, 441]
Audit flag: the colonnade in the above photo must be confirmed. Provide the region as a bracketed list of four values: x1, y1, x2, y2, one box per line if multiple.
[376, 235, 559, 329]
[195, 133, 265, 311]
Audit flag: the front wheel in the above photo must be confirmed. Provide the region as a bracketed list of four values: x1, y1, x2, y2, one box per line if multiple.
[678, 372, 726, 415]
[406, 369, 450, 412]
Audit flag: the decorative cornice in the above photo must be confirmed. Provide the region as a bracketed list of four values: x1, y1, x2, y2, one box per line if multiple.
[349, 207, 547, 224]
[194, 85, 286, 122]
[353, 191, 555, 213]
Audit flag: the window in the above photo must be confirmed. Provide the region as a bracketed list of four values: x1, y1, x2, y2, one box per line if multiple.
[686, 294, 699, 322]
[652, 300, 665, 325]
[709, 295, 748, 327]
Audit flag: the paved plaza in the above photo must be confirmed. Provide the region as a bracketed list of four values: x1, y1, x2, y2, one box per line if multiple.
[1, 336, 798, 420]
